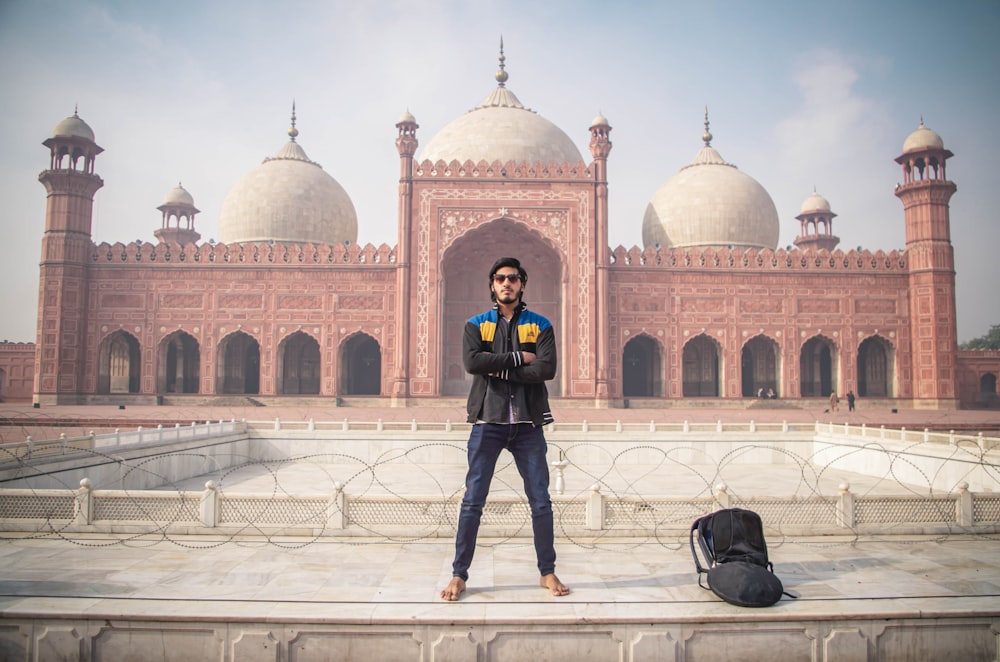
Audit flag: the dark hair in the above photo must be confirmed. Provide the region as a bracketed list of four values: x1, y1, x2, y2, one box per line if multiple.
[488, 257, 527, 302]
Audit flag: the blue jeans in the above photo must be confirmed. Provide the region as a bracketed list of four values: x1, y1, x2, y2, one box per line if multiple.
[451, 423, 556, 581]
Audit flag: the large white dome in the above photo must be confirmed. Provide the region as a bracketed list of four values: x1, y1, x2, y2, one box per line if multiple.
[418, 53, 583, 166]
[642, 128, 779, 250]
[218, 127, 357, 246]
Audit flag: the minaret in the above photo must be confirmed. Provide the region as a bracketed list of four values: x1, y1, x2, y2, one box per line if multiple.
[154, 183, 201, 245]
[793, 189, 839, 251]
[894, 119, 958, 407]
[392, 109, 419, 403]
[35, 109, 104, 404]
[589, 112, 613, 402]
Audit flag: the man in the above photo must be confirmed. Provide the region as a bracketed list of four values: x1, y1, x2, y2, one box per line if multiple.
[440, 257, 570, 601]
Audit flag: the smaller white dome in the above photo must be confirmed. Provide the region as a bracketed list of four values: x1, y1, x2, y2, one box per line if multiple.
[52, 111, 95, 142]
[799, 190, 831, 214]
[590, 113, 609, 127]
[398, 110, 417, 125]
[902, 120, 944, 153]
[163, 183, 195, 207]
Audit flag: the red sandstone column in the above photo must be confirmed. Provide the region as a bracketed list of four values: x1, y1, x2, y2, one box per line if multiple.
[589, 115, 613, 403]
[392, 112, 419, 404]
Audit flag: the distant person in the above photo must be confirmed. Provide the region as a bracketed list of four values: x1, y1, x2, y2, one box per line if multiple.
[440, 257, 569, 602]
[757, 387, 764, 399]
[846, 390, 856, 412]
[829, 391, 839, 412]
[767, 387, 776, 399]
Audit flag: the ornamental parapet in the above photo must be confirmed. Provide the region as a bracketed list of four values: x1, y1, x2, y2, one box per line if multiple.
[609, 245, 907, 273]
[414, 158, 594, 180]
[91, 240, 397, 266]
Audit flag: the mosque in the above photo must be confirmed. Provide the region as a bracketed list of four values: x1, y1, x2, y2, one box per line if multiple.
[2, 48, 998, 409]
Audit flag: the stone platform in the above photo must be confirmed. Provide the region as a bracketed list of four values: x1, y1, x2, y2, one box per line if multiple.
[1, 533, 998, 661]
[1, 403, 999, 660]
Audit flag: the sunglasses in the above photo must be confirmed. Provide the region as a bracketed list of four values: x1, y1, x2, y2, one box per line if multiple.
[492, 273, 522, 283]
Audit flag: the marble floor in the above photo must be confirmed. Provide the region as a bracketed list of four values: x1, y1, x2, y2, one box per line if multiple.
[1, 531, 999, 625]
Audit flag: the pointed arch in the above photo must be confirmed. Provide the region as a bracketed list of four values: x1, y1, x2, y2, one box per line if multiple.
[340, 332, 381, 395]
[858, 335, 894, 397]
[741, 334, 780, 397]
[440, 218, 563, 396]
[623, 334, 662, 397]
[800, 335, 837, 397]
[98, 330, 141, 394]
[278, 331, 321, 395]
[682, 333, 721, 397]
[157, 331, 200, 394]
[980, 373, 998, 404]
[217, 331, 260, 395]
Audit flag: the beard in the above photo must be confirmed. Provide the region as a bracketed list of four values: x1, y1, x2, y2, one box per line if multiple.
[496, 291, 519, 305]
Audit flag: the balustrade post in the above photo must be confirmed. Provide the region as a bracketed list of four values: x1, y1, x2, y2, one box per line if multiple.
[377, 419, 384, 432]
[445, 420, 452, 432]
[956, 482, 972, 527]
[714, 483, 730, 509]
[411, 420, 418, 432]
[308, 419, 315, 431]
[585, 484, 604, 530]
[137, 427, 143, 444]
[716, 420, 723, 433]
[749, 420, 756, 433]
[649, 420, 656, 433]
[75, 478, 92, 525]
[836, 482, 855, 528]
[200, 481, 218, 527]
[274, 417, 281, 431]
[328, 482, 346, 530]
[683, 420, 690, 433]
[616, 420, 622, 433]
[924, 428, 930, 442]
[551, 459, 568, 496]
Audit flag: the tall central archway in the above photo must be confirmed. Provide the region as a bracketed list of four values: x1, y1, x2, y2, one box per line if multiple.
[440, 219, 563, 396]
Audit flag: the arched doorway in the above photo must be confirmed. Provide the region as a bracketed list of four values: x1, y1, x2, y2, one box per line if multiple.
[340, 333, 381, 395]
[800, 335, 836, 397]
[683, 334, 721, 397]
[217, 331, 260, 395]
[741, 334, 780, 397]
[440, 219, 562, 396]
[158, 331, 200, 394]
[98, 330, 141, 394]
[623, 335, 661, 397]
[857, 335, 893, 397]
[279, 332, 321, 395]
[980, 373, 998, 405]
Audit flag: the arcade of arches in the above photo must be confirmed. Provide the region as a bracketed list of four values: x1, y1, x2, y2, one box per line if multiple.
[96, 330, 382, 398]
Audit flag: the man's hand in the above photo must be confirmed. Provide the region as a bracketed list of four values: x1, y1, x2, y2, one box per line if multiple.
[521, 352, 536, 364]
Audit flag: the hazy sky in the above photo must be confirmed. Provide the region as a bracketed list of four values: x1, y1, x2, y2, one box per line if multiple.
[1, 0, 997, 344]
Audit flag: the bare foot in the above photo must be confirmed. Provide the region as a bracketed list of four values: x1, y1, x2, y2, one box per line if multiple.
[440, 576, 466, 601]
[540, 573, 570, 596]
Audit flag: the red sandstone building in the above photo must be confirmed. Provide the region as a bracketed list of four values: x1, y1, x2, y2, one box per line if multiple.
[2, 53, 998, 409]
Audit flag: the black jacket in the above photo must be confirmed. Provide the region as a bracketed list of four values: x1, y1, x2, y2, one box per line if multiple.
[463, 303, 556, 426]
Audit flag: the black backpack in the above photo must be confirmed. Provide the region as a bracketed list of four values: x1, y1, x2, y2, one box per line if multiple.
[689, 508, 792, 607]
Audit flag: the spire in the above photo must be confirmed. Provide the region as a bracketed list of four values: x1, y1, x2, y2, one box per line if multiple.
[702, 106, 713, 147]
[495, 36, 508, 87]
[288, 100, 299, 142]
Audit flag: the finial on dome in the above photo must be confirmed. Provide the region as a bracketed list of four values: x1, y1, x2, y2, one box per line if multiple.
[495, 36, 509, 87]
[74, 103, 79, 117]
[288, 100, 299, 142]
[702, 106, 713, 146]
